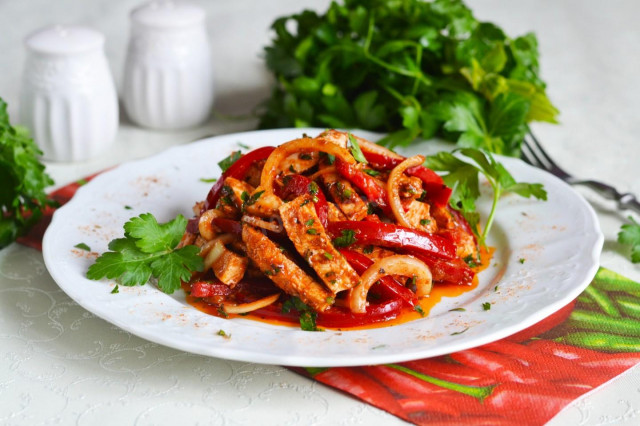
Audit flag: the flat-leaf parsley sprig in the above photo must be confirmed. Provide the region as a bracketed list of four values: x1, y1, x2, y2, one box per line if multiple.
[87, 213, 203, 293]
[425, 148, 547, 246]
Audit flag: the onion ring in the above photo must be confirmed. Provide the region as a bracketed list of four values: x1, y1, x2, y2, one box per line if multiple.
[223, 293, 280, 314]
[260, 137, 356, 194]
[388, 155, 425, 228]
[349, 255, 432, 313]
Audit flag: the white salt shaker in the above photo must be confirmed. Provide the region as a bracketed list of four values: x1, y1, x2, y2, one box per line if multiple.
[122, 0, 214, 130]
[20, 25, 118, 162]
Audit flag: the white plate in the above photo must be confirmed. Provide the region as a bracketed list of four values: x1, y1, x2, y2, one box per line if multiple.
[42, 128, 603, 367]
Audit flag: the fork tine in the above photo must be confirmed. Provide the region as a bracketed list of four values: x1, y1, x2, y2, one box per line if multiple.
[526, 128, 560, 169]
[520, 134, 551, 169]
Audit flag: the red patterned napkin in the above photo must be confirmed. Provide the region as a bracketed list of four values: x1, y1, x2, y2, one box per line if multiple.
[21, 177, 640, 426]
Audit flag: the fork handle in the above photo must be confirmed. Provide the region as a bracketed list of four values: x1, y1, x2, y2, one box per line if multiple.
[572, 179, 640, 214]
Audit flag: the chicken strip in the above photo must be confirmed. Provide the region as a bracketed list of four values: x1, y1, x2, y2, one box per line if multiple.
[322, 173, 369, 221]
[279, 195, 361, 294]
[242, 225, 332, 312]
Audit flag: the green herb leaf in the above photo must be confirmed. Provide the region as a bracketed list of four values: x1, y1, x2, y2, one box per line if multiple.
[218, 151, 242, 173]
[74, 243, 91, 251]
[482, 302, 491, 311]
[348, 134, 368, 163]
[332, 229, 356, 247]
[87, 214, 204, 294]
[200, 177, 218, 183]
[282, 296, 319, 331]
[425, 148, 546, 245]
[618, 216, 640, 263]
[0, 97, 55, 249]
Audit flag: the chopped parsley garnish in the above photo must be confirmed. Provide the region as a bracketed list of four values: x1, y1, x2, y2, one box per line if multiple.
[519, 258, 526, 264]
[348, 134, 367, 163]
[111, 285, 119, 294]
[449, 307, 466, 312]
[464, 255, 479, 268]
[282, 297, 319, 331]
[218, 151, 242, 172]
[323, 252, 333, 260]
[124, 205, 133, 210]
[306, 228, 318, 235]
[420, 219, 431, 226]
[451, 327, 470, 336]
[363, 169, 380, 177]
[241, 190, 265, 211]
[363, 245, 374, 254]
[482, 302, 491, 311]
[308, 181, 319, 195]
[304, 219, 315, 226]
[199, 177, 218, 183]
[414, 305, 426, 317]
[74, 242, 91, 251]
[217, 329, 231, 339]
[299, 153, 313, 160]
[332, 229, 356, 247]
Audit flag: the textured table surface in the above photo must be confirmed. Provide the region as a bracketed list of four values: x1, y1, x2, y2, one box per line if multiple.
[1, 0, 640, 424]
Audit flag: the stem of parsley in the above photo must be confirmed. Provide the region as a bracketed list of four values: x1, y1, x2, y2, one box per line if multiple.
[481, 178, 502, 247]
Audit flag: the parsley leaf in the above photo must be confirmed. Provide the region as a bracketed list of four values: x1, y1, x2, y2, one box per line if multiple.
[87, 214, 203, 294]
[348, 134, 368, 163]
[425, 148, 546, 245]
[0, 97, 55, 248]
[74, 243, 91, 251]
[282, 296, 319, 331]
[218, 151, 242, 173]
[618, 216, 640, 263]
[332, 229, 357, 247]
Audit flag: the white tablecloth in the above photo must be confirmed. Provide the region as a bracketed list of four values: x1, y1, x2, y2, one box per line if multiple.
[1, 0, 640, 424]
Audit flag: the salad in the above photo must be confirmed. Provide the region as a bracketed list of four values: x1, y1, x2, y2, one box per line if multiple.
[179, 129, 481, 330]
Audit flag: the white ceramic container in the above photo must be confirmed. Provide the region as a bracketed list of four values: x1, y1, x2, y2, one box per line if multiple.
[20, 25, 118, 162]
[122, 0, 214, 130]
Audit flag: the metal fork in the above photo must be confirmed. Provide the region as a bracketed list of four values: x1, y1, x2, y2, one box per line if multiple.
[520, 129, 640, 214]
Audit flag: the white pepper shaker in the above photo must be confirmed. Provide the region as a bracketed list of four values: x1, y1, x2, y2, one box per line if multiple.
[20, 25, 118, 162]
[122, 0, 214, 130]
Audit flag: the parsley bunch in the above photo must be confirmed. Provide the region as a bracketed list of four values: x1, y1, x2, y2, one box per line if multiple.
[87, 214, 203, 293]
[258, 0, 558, 155]
[0, 98, 55, 249]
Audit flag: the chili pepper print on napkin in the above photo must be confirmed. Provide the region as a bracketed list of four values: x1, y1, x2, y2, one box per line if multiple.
[302, 268, 640, 426]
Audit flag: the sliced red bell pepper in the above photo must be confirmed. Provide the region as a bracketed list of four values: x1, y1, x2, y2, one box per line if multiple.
[328, 221, 456, 260]
[316, 298, 404, 328]
[361, 150, 404, 170]
[204, 146, 276, 211]
[334, 158, 391, 214]
[190, 280, 232, 298]
[406, 165, 452, 208]
[274, 174, 329, 228]
[360, 148, 452, 207]
[338, 248, 416, 307]
[211, 217, 243, 235]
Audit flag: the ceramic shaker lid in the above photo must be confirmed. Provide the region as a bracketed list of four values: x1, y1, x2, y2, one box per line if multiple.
[25, 25, 105, 55]
[131, 0, 205, 28]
